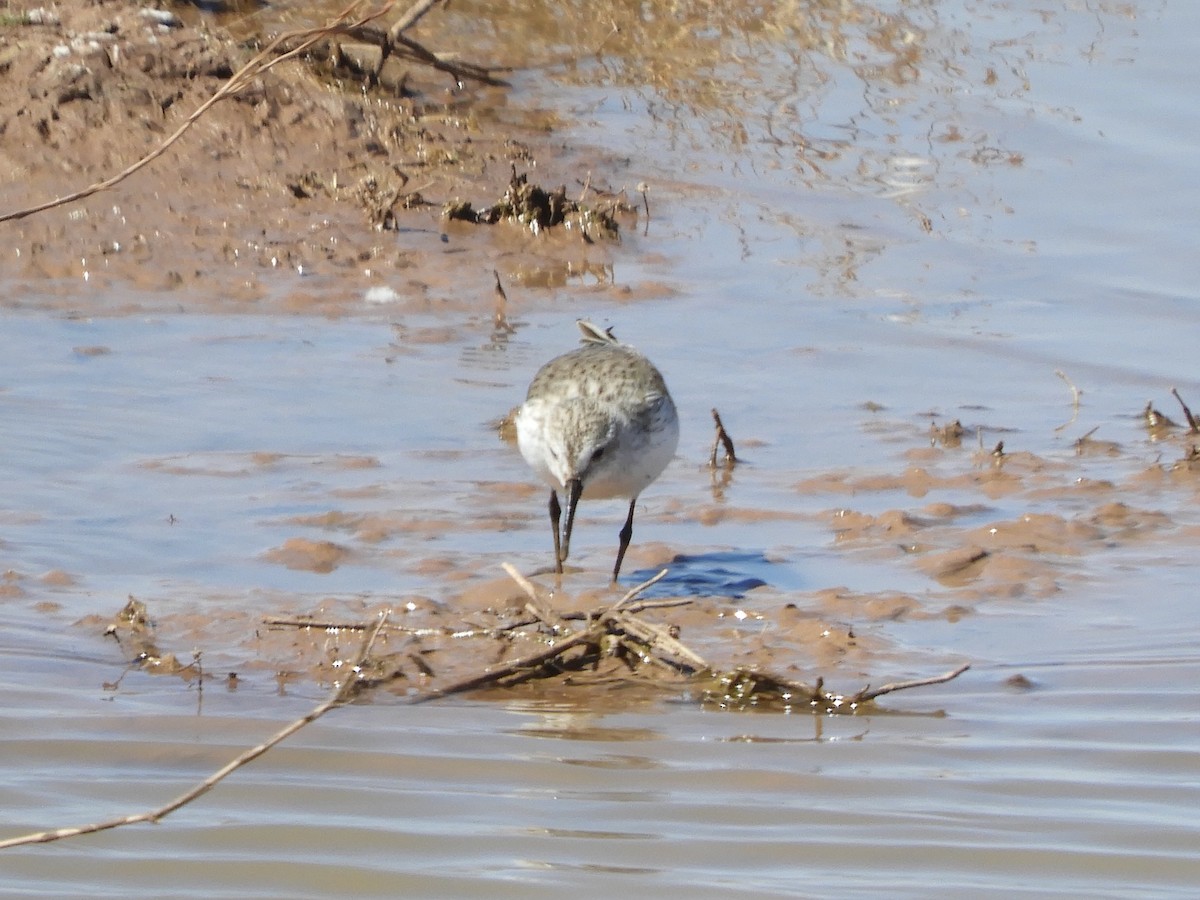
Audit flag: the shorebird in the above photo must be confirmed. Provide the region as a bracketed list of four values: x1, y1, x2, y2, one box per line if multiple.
[515, 321, 679, 581]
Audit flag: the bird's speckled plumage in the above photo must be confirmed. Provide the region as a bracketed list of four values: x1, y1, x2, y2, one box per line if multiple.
[515, 322, 678, 579]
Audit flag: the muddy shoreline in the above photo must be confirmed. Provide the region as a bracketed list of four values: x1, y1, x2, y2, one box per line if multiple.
[0, 0, 635, 316]
[7, 2, 1194, 709]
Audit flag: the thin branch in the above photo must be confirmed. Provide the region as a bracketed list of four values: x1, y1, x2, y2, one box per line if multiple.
[1053, 369, 1081, 433]
[389, 32, 507, 87]
[1171, 387, 1199, 433]
[407, 627, 600, 705]
[501, 561, 565, 630]
[610, 610, 708, 673]
[610, 568, 671, 611]
[621, 596, 694, 613]
[492, 269, 510, 305]
[387, 0, 448, 43]
[851, 662, 970, 704]
[0, 611, 391, 851]
[1073, 425, 1100, 454]
[709, 408, 738, 468]
[264, 617, 372, 631]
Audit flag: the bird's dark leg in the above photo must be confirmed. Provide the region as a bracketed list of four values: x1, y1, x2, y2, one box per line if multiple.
[561, 477, 583, 567]
[548, 489, 563, 573]
[613, 496, 638, 582]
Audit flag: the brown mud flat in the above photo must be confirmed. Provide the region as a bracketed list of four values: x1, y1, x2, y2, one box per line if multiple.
[8, 2, 1199, 713]
[91, 566, 967, 717]
[75, 396, 1200, 712]
[0, 0, 640, 315]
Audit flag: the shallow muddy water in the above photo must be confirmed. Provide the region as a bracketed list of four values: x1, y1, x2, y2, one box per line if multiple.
[3, 0, 1200, 896]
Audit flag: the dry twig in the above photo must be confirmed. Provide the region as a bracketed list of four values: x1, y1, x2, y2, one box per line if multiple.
[1054, 369, 1081, 432]
[1, 559, 973, 851]
[709, 408, 738, 468]
[0, 612, 391, 851]
[704, 662, 970, 711]
[850, 663, 972, 703]
[492, 270, 515, 336]
[1171, 387, 1199, 433]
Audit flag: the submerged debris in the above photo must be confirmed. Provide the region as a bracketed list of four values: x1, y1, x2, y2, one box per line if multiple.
[930, 418, 966, 448]
[1143, 401, 1177, 433]
[105, 568, 968, 715]
[1173, 445, 1200, 472]
[103, 595, 195, 679]
[444, 167, 624, 239]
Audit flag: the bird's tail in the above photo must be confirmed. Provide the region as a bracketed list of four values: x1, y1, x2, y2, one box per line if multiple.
[576, 319, 619, 346]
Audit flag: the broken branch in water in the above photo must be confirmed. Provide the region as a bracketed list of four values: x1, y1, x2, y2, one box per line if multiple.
[0, 611, 391, 851]
[1171, 387, 1199, 433]
[699, 662, 970, 713]
[209, 568, 974, 714]
[850, 663, 972, 704]
[399, 564, 967, 712]
[1, 567, 971, 852]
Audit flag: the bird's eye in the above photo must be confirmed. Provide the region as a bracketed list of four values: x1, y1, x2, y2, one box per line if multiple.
[592, 446, 606, 462]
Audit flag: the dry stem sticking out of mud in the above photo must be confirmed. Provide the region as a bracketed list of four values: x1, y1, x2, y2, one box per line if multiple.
[709, 407, 738, 468]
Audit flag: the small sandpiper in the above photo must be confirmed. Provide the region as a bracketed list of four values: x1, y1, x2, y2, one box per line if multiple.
[515, 321, 679, 581]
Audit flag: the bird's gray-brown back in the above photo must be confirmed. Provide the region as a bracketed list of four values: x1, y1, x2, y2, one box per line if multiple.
[524, 343, 672, 412]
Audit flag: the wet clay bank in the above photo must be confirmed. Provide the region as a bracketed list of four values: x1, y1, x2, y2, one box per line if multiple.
[0, 0, 639, 315]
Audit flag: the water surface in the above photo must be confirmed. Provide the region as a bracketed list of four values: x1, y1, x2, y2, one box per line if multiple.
[3, 0, 1200, 896]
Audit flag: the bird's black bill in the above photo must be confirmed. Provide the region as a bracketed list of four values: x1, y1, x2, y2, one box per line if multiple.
[560, 477, 584, 569]
[548, 489, 563, 574]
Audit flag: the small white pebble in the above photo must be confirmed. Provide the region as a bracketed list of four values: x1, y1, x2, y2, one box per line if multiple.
[140, 8, 180, 27]
[27, 8, 61, 26]
[364, 285, 400, 304]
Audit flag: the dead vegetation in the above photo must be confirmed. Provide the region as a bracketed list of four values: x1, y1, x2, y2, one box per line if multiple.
[103, 565, 967, 714]
[0, 563, 966, 851]
[443, 166, 627, 239]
